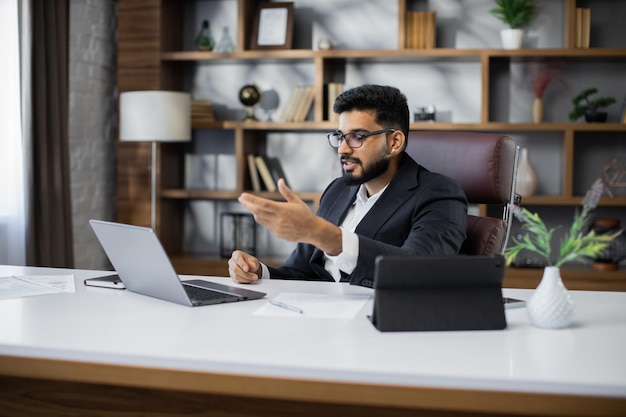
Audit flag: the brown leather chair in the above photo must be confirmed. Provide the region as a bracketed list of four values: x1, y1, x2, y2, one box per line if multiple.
[406, 131, 519, 256]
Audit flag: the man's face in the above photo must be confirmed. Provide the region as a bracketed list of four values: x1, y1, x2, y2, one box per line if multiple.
[337, 110, 391, 186]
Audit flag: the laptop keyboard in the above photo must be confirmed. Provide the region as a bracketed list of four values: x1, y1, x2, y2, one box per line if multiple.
[183, 283, 237, 302]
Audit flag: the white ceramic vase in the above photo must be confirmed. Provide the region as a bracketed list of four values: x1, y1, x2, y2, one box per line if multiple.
[527, 267, 575, 329]
[515, 147, 538, 197]
[500, 29, 524, 49]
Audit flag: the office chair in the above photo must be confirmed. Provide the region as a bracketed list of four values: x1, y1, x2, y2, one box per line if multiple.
[406, 132, 519, 256]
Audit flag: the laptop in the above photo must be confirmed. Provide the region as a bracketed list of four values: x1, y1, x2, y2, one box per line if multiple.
[370, 255, 507, 332]
[89, 220, 266, 307]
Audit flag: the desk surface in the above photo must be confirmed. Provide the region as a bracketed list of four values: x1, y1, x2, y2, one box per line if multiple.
[1, 264, 625, 416]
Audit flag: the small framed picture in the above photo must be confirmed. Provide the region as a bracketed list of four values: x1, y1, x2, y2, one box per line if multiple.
[251, 2, 294, 50]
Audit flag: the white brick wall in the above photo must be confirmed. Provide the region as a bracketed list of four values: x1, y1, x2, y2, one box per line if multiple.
[68, 0, 117, 269]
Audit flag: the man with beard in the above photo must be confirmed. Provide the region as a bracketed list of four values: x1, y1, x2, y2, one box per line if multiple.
[228, 84, 467, 286]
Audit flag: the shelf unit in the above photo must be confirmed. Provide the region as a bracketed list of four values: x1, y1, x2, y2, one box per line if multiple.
[117, 0, 626, 289]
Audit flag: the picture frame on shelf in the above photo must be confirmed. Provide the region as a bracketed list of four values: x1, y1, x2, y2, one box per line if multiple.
[251, 2, 294, 50]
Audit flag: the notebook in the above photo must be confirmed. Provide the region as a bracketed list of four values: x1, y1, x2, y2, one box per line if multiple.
[371, 254, 507, 332]
[89, 220, 266, 307]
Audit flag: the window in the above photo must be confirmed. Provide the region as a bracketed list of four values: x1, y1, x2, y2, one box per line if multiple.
[0, 0, 26, 264]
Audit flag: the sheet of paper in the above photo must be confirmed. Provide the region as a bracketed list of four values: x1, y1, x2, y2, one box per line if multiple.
[0, 275, 75, 300]
[254, 292, 371, 319]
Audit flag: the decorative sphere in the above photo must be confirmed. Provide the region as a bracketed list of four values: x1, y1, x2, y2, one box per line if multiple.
[239, 85, 261, 107]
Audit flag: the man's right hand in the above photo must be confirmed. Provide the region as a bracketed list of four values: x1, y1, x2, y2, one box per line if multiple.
[228, 250, 261, 284]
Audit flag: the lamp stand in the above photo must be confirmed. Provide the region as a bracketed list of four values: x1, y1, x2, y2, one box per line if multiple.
[151, 141, 157, 231]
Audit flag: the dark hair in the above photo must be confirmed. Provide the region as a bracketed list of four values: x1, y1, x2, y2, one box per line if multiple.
[333, 84, 410, 139]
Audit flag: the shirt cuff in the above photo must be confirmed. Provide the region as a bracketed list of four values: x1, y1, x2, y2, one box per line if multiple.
[326, 227, 359, 275]
[259, 262, 270, 280]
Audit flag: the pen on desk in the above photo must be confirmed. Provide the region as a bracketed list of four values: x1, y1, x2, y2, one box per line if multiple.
[270, 299, 303, 314]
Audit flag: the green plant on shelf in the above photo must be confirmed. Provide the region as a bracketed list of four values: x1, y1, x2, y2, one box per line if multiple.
[568, 87, 616, 121]
[490, 0, 537, 29]
[505, 179, 622, 268]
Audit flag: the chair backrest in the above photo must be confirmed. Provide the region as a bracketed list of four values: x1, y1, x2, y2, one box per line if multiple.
[406, 131, 518, 256]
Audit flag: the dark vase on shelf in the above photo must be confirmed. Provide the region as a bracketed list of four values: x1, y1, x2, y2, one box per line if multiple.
[589, 218, 626, 271]
[584, 111, 608, 123]
[196, 20, 216, 51]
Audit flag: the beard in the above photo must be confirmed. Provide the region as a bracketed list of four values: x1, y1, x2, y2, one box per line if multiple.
[341, 153, 390, 186]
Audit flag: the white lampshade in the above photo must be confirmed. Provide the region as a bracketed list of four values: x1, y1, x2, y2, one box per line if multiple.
[119, 91, 191, 142]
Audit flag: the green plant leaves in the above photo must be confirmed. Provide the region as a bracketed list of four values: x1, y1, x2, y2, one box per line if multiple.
[504, 179, 622, 267]
[490, 0, 537, 29]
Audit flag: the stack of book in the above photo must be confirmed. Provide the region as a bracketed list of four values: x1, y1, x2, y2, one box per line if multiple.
[574, 7, 591, 49]
[247, 154, 290, 192]
[405, 11, 436, 49]
[280, 86, 315, 122]
[326, 82, 344, 123]
[191, 100, 216, 123]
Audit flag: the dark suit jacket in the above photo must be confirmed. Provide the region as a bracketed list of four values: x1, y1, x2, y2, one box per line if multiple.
[267, 153, 467, 286]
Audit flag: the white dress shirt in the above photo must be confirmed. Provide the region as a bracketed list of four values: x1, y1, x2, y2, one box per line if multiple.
[324, 183, 388, 281]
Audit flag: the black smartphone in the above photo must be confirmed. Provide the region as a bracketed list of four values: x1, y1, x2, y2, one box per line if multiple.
[84, 274, 125, 289]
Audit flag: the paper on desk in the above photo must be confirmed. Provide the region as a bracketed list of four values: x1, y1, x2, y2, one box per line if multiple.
[0, 275, 75, 300]
[254, 292, 371, 319]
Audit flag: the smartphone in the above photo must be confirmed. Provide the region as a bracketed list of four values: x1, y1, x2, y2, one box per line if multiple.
[84, 274, 125, 289]
[503, 297, 526, 309]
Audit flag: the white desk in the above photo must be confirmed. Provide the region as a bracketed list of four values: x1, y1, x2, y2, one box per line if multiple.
[1, 264, 625, 417]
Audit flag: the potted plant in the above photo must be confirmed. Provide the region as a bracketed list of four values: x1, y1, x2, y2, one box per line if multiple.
[505, 179, 621, 329]
[490, 0, 537, 49]
[568, 87, 616, 123]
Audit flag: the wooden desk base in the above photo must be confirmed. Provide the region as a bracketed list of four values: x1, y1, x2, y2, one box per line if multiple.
[0, 356, 624, 417]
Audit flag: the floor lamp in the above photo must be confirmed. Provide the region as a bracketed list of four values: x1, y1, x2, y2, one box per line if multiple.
[119, 91, 191, 231]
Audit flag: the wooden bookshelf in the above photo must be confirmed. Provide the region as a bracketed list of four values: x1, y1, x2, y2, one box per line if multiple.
[117, 0, 626, 285]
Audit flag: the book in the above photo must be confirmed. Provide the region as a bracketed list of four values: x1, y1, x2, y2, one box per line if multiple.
[575, 7, 591, 49]
[84, 275, 126, 289]
[581, 7, 591, 49]
[266, 157, 290, 188]
[405, 11, 435, 50]
[326, 82, 343, 122]
[280, 86, 305, 122]
[405, 12, 414, 49]
[247, 153, 262, 192]
[279, 86, 300, 122]
[292, 86, 315, 122]
[416, 12, 426, 49]
[325, 83, 333, 121]
[425, 12, 436, 49]
[575, 7, 583, 48]
[412, 12, 420, 49]
[191, 100, 215, 123]
[254, 155, 277, 192]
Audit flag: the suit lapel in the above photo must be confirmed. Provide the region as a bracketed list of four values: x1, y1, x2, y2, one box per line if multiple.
[321, 185, 358, 226]
[310, 183, 358, 271]
[355, 156, 420, 238]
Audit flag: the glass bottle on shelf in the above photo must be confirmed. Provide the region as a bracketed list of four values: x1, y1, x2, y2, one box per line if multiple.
[195, 20, 216, 51]
[214, 26, 235, 53]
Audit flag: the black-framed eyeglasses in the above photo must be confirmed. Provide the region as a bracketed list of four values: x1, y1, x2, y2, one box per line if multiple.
[326, 129, 396, 148]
